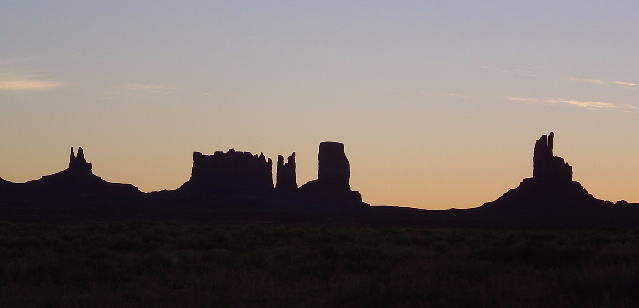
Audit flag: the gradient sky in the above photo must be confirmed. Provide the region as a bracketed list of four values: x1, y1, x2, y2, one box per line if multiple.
[1, 1, 638, 209]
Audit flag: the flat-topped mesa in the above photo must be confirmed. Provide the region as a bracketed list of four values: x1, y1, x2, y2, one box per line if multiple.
[298, 142, 365, 207]
[532, 132, 572, 183]
[181, 149, 273, 194]
[276, 153, 297, 192]
[68, 147, 93, 173]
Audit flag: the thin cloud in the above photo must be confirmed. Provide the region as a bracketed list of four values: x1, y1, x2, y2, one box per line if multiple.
[507, 96, 635, 111]
[545, 98, 615, 110]
[0, 79, 63, 92]
[0, 58, 15, 66]
[447, 92, 470, 99]
[126, 83, 168, 91]
[482, 64, 546, 78]
[620, 104, 639, 111]
[568, 77, 639, 89]
[506, 96, 539, 103]
[568, 77, 605, 85]
[0, 57, 27, 66]
[125, 83, 176, 95]
[100, 83, 176, 100]
[0, 56, 34, 66]
[612, 81, 639, 87]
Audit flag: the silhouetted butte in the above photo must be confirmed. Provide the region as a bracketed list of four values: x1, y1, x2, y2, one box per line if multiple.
[298, 142, 366, 207]
[0, 147, 140, 202]
[178, 149, 274, 196]
[481, 132, 603, 214]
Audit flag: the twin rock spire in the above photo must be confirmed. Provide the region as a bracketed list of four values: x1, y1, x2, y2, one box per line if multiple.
[532, 132, 572, 183]
[68, 147, 92, 173]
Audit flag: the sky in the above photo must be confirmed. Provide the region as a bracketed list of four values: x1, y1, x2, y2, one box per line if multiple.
[1, 1, 638, 209]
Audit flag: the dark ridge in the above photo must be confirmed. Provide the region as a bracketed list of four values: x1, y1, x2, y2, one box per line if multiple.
[0, 177, 12, 195]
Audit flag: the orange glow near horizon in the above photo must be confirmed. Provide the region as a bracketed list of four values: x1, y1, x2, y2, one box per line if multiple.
[1, 127, 637, 209]
[2, 2, 639, 209]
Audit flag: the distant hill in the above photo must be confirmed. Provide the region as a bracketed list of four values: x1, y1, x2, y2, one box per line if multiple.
[0, 147, 140, 202]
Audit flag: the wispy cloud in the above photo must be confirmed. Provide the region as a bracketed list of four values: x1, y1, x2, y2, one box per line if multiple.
[124, 83, 176, 95]
[568, 77, 605, 85]
[481, 64, 547, 78]
[620, 104, 639, 111]
[611, 81, 639, 87]
[507, 96, 636, 111]
[569, 77, 639, 89]
[507, 96, 540, 103]
[0, 69, 65, 92]
[126, 83, 169, 91]
[447, 92, 470, 99]
[545, 98, 615, 109]
[0, 78, 63, 92]
[0, 58, 15, 66]
[99, 83, 175, 100]
[0, 57, 28, 66]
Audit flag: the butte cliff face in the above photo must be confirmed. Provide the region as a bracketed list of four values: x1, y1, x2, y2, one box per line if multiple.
[298, 142, 365, 207]
[179, 149, 274, 195]
[481, 132, 603, 212]
[276, 153, 297, 192]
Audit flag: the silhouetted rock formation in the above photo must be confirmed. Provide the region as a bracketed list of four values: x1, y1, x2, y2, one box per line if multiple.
[179, 149, 273, 196]
[276, 153, 297, 192]
[481, 132, 604, 213]
[298, 142, 365, 207]
[318, 142, 350, 189]
[69, 147, 92, 173]
[5, 137, 639, 225]
[0, 147, 140, 201]
[533, 133, 572, 182]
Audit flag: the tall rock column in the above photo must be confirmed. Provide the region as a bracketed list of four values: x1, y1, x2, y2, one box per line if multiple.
[276, 152, 297, 192]
[297, 141, 365, 207]
[532, 132, 572, 183]
[318, 142, 350, 189]
[68, 147, 93, 173]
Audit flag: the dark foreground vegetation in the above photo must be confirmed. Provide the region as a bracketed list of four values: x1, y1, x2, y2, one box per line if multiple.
[2, 223, 639, 307]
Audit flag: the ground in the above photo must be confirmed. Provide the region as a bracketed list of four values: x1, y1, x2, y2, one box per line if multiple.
[1, 222, 639, 307]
